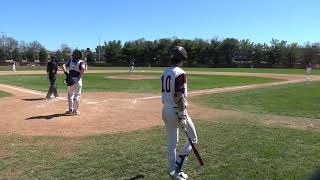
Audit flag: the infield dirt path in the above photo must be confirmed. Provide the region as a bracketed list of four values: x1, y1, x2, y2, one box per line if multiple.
[0, 70, 319, 136]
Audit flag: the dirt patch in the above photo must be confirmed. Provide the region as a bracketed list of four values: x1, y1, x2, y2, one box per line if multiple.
[0, 89, 163, 136]
[0, 151, 16, 158]
[0, 70, 319, 137]
[107, 75, 159, 80]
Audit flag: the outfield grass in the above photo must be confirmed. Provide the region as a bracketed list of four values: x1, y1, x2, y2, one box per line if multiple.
[0, 66, 318, 75]
[0, 119, 319, 179]
[0, 66, 46, 71]
[0, 91, 11, 98]
[0, 73, 279, 93]
[185, 67, 319, 75]
[193, 81, 320, 119]
[0, 66, 141, 71]
[90, 67, 320, 75]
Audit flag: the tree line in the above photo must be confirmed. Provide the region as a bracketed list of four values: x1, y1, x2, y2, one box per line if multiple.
[0, 37, 48, 63]
[1, 36, 320, 67]
[97, 38, 320, 67]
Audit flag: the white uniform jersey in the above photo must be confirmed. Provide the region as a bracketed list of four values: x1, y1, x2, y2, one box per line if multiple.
[161, 66, 197, 174]
[161, 67, 187, 108]
[65, 59, 85, 79]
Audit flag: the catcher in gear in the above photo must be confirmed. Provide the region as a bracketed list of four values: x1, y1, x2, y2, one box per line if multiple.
[62, 50, 86, 115]
[161, 46, 199, 180]
[64, 72, 75, 86]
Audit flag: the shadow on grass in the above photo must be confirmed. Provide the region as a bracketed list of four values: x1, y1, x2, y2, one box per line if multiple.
[123, 174, 145, 180]
[25, 113, 70, 120]
[308, 169, 320, 180]
[22, 98, 46, 101]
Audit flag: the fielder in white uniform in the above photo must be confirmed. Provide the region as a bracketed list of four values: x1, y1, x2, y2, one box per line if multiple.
[12, 61, 16, 72]
[161, 46, 198, 180]
[306, 62, 312, 80]
[62, 50, 86, 115]
[129, 59, 135, 74]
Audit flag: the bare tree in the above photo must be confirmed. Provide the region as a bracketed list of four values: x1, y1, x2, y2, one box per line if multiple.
[6, 37, 18, 50]
[60, 44, 72, 60]
[6, 37, 18, 60]
[61, 44, 72, 53]
[29, 41, 44, 51]
[19, 41, 28, 52]
[18, 41, 28, 60]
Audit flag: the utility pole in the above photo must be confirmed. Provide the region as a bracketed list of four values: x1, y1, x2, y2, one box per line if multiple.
[98, 33, 101, 61]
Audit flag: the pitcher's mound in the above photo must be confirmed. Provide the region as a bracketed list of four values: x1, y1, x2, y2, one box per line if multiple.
[107, 75, 158, 80]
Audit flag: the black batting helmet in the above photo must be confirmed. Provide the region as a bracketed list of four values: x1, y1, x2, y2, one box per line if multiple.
[72, 49, 82, 59]
[170, 46, 188, 64]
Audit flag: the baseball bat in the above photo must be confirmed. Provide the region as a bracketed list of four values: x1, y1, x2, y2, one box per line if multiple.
[184, 128, 204, 166]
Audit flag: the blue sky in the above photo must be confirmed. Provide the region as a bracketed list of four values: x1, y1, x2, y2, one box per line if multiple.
[0, 0, 319, 50]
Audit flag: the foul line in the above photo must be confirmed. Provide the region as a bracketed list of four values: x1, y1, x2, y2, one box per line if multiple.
[138, 96, 162, 100]
[0, 84, 66, 100]
[188, 79, 304, 95]
[135, 79, 306, 100]
[0, 84, 45, 96]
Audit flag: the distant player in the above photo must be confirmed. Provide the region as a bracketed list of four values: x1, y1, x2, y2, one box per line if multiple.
[84, 58, 88, 70]
[161, 46, 198, 180]
[62, 50, 86, 115]
[85, 61, 88, 70]
[306, 62, 312, 80]
[12, 61, 16, 72]
[128, 58, 135, 74]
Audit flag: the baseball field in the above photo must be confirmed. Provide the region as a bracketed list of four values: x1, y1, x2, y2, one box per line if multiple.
[0, 67, 320, 179]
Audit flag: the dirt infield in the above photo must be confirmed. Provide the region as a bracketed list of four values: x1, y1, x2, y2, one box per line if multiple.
[0, 70, 318, 136]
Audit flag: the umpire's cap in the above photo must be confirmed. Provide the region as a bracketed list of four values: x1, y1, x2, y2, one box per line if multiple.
[170, 46, 188, 64]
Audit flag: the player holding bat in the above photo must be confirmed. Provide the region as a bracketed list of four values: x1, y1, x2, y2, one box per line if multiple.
[161, 46, 204, 180]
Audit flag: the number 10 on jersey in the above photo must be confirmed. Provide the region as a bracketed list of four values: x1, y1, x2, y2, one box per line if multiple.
[161, 75, 171, 92]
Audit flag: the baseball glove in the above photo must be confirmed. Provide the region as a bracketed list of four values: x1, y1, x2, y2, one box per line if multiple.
[64, 72, 75, 86]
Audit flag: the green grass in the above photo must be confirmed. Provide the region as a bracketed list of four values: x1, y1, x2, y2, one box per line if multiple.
[193, 81, 320, 119]
[0, 73, 279, 93]
[88, 66, 165, 71]
[0, 66, 46, 71]
[0, 91, 11, 98]
[0, 66, 318, 75]
[185, 67, 319, 75]
[1, 119, 320, 179]
[97, 67, 320, 75]
[64, 66, 320, 75]
[0, 66, 161, 71]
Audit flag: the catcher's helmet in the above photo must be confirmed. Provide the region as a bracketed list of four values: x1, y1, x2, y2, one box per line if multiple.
[170, 46, 188, 64]
[72, 49, 82, 59]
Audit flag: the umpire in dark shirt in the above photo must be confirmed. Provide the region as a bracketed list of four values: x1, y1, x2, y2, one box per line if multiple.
[46, 56, 59, 99]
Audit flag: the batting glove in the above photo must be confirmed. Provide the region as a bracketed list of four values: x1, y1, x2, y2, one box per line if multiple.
[178, 110, 187, 128]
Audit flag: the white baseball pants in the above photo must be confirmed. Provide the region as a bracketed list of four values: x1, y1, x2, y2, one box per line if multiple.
[162, 106, 198, 173]
[67, 78, 82, 111]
